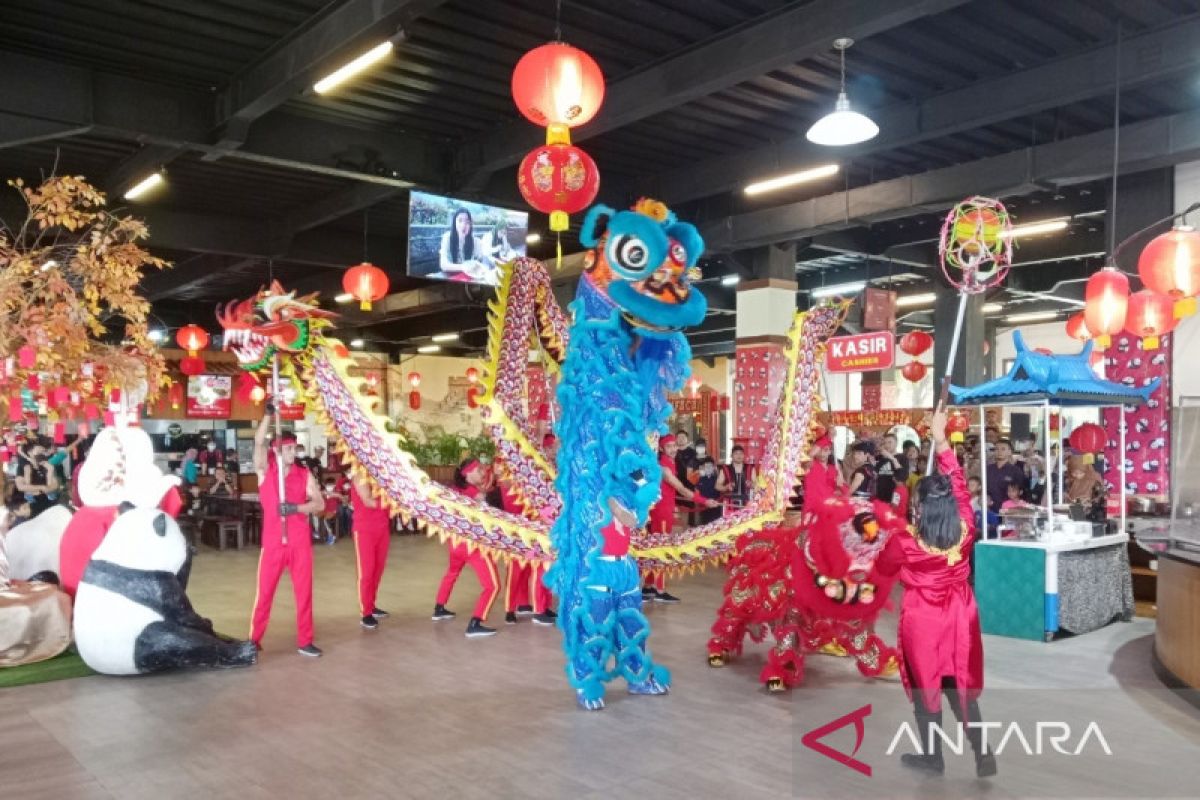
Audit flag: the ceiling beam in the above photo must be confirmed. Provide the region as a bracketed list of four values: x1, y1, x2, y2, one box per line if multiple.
[453, 0, 970, 189]
[655, 17, 1200, 203]
[701, 108, 1200, 250]
[104, 144, 190, 197]
[284, 183, 404, 234]
[0, 111, 90, 150]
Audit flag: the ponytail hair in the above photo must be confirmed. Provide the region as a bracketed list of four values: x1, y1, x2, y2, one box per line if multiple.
[915, 474, 961, 550]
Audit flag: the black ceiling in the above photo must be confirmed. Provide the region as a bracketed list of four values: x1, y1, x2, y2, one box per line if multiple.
[1, 0, 1199, 357]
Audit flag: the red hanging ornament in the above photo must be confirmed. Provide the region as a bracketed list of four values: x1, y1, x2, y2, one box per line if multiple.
[342, 262, 389, 311]
[898, 330, 933, 357]
[946, 412, 970, 443]
[407, 371, 421, 389]
[1137, 225, 1200, 318]
[900, 361, 928, 382]
[517, 141, 600, 233]
[168, 382, 185, 410]
[1123, 288, 1177, 350]
[511, 42, 605, 130]
[1083, 267, 1129, 350]
[408, 390, 421, 410]
[465, 367, 479, 384]
[466, 386, 478, 409]
[176, 324, 210, 356]
[179, 356, 206, 376]
[1069, 422, 1106, 464]
[1065, 312, 1091, 342]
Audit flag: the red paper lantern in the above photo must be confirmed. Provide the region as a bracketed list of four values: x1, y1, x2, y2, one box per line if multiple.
[1083, 268, 1129, 350]
[1123, 289, 1177, 350]
[947, 412, 970, 443]
[176, 324, 209, 356]
[342, 262, 389, 311]
[408, 390, 421, 410]
[1069, 422, 1105, 463]
[1065, 312, 1091, 342]
[407, 371, 421, 389]
[517, 142, 600, 232]
[1137, 225, 1200, 318]
[179, 356, 206, 376]
[898, 330, 933, 357]
[466, 367, 479, 384]
[900, 361, 928, 382]
[466, 386, 478, 409]
[168, 382, 185, 410]
[511, 42, 605, 130]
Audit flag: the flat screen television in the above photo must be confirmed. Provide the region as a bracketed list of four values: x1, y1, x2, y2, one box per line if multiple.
[407, 190, 529, 287]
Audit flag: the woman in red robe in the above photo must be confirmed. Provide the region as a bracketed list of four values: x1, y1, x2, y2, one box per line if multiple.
[876, 409, 996, 778]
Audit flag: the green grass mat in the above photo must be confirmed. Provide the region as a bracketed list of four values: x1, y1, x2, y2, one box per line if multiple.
[0, 648, 95, 688]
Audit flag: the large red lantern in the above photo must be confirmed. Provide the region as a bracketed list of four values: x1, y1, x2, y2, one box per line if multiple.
[1065, 312, 1091, 342]
[898, 330, 933, 357]
[511, 43, 605, 130]
[518, 142, 600, 232]
[176, 324, 209, 356]
[900, 361, 928, 382]
[947, 411, 970, 444]
[1083, 267, 1129, 350]
[167, 382, 185, 410]
[408, 390, 421, 410]
[466, 386, 479, 409]
[1137, 225, 1200, 318]
[342, 262, 389, 311]
[1123, 289, 1177, 350]
[1069, 422, 1106, 464]
[179, 355, 206, 376]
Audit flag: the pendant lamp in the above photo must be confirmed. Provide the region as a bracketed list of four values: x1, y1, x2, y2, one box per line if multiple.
[806, 38, 879, 147]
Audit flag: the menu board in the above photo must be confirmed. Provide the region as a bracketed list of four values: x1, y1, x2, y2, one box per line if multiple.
[186, 375, 232, 419]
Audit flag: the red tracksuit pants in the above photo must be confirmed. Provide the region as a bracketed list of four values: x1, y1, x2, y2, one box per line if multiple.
[436, 541, 500, 620]
[354, 524, 391, 617]
[250, 540, 314, 647]
[505, 560, 552, 613]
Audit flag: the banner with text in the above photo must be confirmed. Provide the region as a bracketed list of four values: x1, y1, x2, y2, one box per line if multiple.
[826, 332, 895, 373]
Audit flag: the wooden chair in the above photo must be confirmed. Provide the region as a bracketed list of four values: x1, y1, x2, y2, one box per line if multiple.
[201, 496, 246, 551]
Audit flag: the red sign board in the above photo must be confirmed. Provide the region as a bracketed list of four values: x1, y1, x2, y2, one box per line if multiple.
[185, 375, 232, 419]
[278, 402, 306, 421]
[825, 332, 895, 373]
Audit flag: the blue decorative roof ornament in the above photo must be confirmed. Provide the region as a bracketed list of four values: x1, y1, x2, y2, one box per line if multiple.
[950, 330, 1158, 407]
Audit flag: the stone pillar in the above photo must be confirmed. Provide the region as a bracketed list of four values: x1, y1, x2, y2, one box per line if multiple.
[932, 284, 984, 394]
[733, 243, 795, 464]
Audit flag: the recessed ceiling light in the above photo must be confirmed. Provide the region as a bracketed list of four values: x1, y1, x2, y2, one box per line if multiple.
[417, 344, 440, 354]
[335, 293, 353, 304]
[123, 172, 164, 201]
[895, 292, 936, 308]
[313, 41, 394, 95]
[811, 281, 866, 299]
[744, 164, 839, 196]
[350, 338, 365, 348]
[431, 332, 458, 343]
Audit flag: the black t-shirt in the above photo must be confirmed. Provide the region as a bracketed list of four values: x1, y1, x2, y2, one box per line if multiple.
[852, 463, 877, 499]
[693, 456, 719, 499]
[875, 452, 909, 502]
[675, 446, 696, 489]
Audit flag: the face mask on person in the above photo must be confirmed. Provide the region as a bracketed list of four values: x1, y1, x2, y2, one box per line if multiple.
[695, 446, 706, 458]
[207, 443, 216, 451]
[296, 450, 306, 459]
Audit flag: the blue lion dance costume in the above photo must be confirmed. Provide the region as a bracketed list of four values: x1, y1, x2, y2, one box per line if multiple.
[546, 198, 708, 710]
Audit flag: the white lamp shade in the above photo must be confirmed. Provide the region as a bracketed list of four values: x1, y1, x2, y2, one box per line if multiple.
[806, 92, 879, 146]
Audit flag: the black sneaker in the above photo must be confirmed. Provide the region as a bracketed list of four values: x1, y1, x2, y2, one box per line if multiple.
[516, 604, 534, 617]
[361, 615, 379, 630]
[371, 608, 390, 618]
[465, 617, 497, 638]
[642, 586, 659, 600]
[532, 612, 556, 626]
[432, 604, 456, 621]
[297, 644, 323, 657]
[655, 592, 681, 604]
[505, 611, 518, 625]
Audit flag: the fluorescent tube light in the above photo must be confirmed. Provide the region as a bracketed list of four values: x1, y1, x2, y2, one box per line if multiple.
[745, 164, 839, 196]
[350, 338, 364, 348]
[895, 292, 936, 308]
[1004, 311, 1060, 323]
[417, 344, 441, 354]
[431, 332, 459, 343]
[314, 41, 394, 95]
[1001, 218, 1069, 238]
[335, 293, 353, 304]
[720, 274, 740, 286]
[811, 281, 866, 299]
[982, 303, 1004, 314]
[526, 233, 541, 245]
[123, 172, 164, 200]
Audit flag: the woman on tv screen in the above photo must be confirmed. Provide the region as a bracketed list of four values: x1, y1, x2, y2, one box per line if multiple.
[439, 208, 494, 282]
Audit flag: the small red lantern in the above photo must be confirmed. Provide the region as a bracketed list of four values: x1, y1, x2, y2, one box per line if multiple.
[179, 356, 206, 376]
[168, 382, 185, 410]
[466, 386, 479, 409]
[900, 361, 928, 382]
[407, 371, 421, 389]
[1083, 267, 1129, 350]
[176, 324, 209, 356]
[1137, 225, 1200, 318]
[1069, 422, 1106, 464]
[898, 330, 933, 357]
[408, 390, 421, 410]
[342, 262, 389, 311]
[365, 372, 380, 390]
[517, 142, 600, 233]
[1124, 289, 1177, 350]
[1065, 312, 1091, 342]
[511, 42, 605, 130]
[466, 367, 479, 384]
[947, 412, 970, 443]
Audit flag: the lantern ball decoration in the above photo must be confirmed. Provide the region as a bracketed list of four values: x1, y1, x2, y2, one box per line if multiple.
[939, 196, 1013, 292]
[1065, 312, 1091, 342]
[1083, 267, 1129, 350]
[179, 355, 206, 376]
[466, 386, 479, 409]
[511, 42, 605, 130]
[517, 142, 600, 232]
[408, 390, 421, 411]
[1068, 422, 1106, 465]
[465, 366, 479, 384]
[167, 382, 185, 410]
[176, 324, 210, 356]
[898, 330, 933, 357]
[946, 411, 970, 443]
[342, 262, 389, 311]
[900, 361, 928, 382]
[1137, 225, 1200, 318]
[407, 371, 421, 389]
[1123, 288, 1177, 350]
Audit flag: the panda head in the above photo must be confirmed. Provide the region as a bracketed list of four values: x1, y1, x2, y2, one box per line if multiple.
[91, 504, 187, 574]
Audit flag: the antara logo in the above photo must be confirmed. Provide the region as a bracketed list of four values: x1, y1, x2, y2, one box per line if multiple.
[801, 704, 873, 777]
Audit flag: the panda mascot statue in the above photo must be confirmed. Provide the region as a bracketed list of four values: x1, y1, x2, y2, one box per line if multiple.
[73, 504, 258, 675]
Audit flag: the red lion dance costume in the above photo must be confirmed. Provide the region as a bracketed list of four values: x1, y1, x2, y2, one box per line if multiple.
[707, 495, 906, 691]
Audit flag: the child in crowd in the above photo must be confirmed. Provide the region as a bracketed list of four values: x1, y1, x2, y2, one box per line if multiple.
[1000, 481, 1033, 511]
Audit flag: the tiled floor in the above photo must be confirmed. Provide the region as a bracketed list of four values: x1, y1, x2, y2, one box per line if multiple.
[2, 533, 1197, 799]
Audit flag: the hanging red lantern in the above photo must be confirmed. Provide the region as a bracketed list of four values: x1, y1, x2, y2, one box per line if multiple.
[1137, 225, 1200, 318]
[946, 412, 970, 443]
[179, 356, 206, 376]
[408, 390, 421, 410]
[511, 42, 605, 131]
[407, 371, 421, 389]
[517, 141, 600, 232]
[1123, 289, 1177, 350]
[168, 382, 185, 410]
[1069, 422, 1106, 464]
[342, 262, 389, 311]
[466, 386, 478, 409]
[1083, 267, 1129, 350]
[466, 367, 479, 384]
[900, 361, 928, 382]
[176, 324, 210, 356]
[1065, 312, 1091, 342]
[898, 330, 933, 357]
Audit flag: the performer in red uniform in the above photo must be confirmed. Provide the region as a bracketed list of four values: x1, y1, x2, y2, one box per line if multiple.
[499, 481, 555, 626]
[876, 409, 995, 778]
[352, 475, 392, 630]
[643, 435, 699, 603]
[800, 435, 842, 524]
[249, 407, 325, 656]
[433, 458, 501, 637]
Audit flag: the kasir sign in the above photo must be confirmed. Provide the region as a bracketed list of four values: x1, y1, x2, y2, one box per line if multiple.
[826, 332, 895, 373]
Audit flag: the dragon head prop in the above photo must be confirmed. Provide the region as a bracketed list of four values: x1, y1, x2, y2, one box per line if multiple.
[217, 281, 336, 371]
[579, 198, 707, 332]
